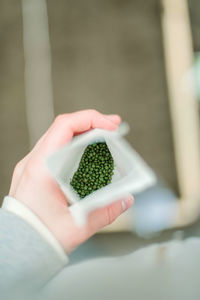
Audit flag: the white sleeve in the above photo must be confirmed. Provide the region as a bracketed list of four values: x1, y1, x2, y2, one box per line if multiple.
[2, 196, 68, 264]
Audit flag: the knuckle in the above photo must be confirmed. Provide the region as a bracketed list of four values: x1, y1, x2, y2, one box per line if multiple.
[14, 161, 23, 175]
[87, 109, 99, 116]
[23, 160, 37, 180]
[54, 114, 66, 124]
[106, 206, 115, 225]
[12, 160, 25, 180]
[106, 203, 121, 225]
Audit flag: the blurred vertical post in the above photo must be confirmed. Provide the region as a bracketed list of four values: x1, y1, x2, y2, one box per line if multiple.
[21, 0, 54, 148]
[162, 0, 200, 223]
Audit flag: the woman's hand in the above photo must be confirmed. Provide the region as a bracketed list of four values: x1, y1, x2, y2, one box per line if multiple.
[9, 110, 134, 254]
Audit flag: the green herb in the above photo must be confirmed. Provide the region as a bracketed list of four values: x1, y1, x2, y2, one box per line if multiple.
[70, 142, 114, 199]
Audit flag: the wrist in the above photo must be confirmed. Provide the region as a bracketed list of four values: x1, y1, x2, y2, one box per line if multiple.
[2, 196, 68, 262]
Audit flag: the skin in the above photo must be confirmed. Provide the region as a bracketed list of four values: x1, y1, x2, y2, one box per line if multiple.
[9, 109, 134, 254]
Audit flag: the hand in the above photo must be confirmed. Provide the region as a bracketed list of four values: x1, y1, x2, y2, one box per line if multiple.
[9, 110, 134, 254]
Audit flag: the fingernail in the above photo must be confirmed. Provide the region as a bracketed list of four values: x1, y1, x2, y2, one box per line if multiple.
[106, 114, 121, 124]
[122, 196, 134, 212]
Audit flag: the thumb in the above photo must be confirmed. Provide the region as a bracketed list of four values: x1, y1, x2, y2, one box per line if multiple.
[62, 195, 134, 253]
[87, 195, 134, 235]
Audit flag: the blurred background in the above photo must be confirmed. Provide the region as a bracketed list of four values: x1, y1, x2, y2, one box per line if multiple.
[1, 0, 200, 259]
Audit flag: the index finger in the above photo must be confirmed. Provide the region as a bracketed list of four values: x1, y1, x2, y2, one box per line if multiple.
[39, 110, 121, 156]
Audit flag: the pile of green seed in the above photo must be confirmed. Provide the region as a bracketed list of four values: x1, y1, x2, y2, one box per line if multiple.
[70, 142, 114, 199]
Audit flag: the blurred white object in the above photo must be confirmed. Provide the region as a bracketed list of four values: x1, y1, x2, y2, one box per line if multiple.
[133, 184, 178, 237]
[183, 52, 200, 100]
[42, 237, 200, 300]
[47, 123, 156, 225]
[162, 0, 200, 228]
[194, 52, 200, 100]
[22, 0, 54, 147]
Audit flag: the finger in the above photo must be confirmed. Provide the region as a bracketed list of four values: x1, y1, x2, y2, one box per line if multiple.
[86, 195, 134, 236]
[63, 195, 134, 253]
[73, 114, 121, 136]
[39, 110, 121, 156]
[105, 114, 121, 124]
